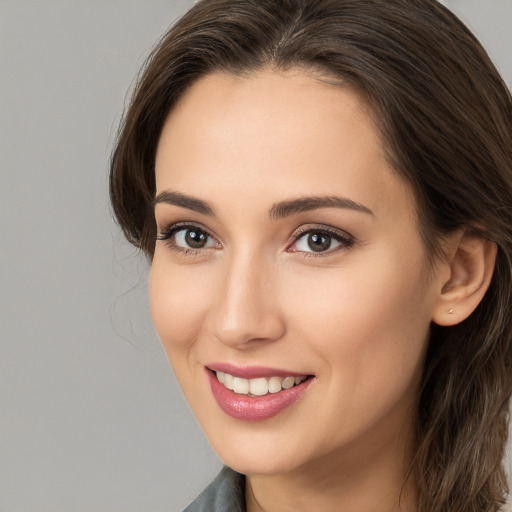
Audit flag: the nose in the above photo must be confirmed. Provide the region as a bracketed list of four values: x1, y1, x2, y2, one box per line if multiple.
[206, 251, 286, 349]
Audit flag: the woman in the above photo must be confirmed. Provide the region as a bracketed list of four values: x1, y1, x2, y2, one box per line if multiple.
[110, 0, 512, 510]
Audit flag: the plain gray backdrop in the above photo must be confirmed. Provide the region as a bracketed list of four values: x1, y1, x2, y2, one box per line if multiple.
[1, 1, 511, 511]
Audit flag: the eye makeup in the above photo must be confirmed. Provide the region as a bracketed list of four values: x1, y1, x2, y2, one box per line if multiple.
[156, 220, 356, 259]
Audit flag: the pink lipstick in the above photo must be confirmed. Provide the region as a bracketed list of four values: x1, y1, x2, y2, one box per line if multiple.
[208, 363, 308, 379]
[206, 365, 314, 422]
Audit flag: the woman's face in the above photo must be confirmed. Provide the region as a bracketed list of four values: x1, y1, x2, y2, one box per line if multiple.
[150, 69, 447, 477]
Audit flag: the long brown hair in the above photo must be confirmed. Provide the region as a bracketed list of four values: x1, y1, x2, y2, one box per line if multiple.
[110, 1, 512, 510]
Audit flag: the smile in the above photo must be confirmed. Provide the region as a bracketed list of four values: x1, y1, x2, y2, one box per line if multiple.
[206, 366, 314, 421]
[215, 371, 308, 396]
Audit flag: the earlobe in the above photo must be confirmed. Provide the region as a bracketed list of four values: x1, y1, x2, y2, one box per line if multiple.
[432, 229, 497, 327]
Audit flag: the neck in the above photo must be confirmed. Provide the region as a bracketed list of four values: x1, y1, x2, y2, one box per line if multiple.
[245, 425, 417, 512]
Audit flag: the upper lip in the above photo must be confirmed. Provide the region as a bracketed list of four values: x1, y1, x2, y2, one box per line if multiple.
[206, 362, 310, 379]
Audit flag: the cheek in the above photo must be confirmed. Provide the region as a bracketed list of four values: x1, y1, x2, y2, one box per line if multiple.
[279, 254, 431, 449]
[148, 255, 213, 357]
[284, 250, 431, 385]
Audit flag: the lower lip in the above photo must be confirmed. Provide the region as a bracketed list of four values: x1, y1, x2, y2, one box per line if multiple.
[207, 370, 314, 422]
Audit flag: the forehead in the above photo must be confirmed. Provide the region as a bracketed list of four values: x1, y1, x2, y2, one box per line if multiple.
[155, 68, 416, 225]
[159, 69, 377, 148]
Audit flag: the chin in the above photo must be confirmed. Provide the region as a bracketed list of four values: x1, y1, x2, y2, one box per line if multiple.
[202, 422, 315, 477]
[217, 448, 303, 477]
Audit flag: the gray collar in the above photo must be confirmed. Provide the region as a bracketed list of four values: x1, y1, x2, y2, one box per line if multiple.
[182, 466, 246, 512]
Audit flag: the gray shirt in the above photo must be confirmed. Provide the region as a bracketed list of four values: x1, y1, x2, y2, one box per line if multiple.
[182, 466, 512, 511]
[182, 466, 246, 512]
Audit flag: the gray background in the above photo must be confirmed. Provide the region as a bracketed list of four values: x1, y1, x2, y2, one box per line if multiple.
[1, 1, 511, 511]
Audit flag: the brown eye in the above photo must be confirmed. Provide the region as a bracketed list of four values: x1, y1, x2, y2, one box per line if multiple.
[157, 224, 218, 251]
[306, 232, 333, 252]
[295, 230, 339, 253]
[183, 228, 210, 248]
[290, 227, 354, 255]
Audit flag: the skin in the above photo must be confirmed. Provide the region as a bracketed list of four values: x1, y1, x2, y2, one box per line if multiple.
[149, 69, 490, 512]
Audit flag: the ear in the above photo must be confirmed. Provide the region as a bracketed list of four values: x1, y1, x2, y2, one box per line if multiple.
[432, 229, 497, 327]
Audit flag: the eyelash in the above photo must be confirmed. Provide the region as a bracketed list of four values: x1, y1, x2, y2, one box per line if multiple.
[156, 222, 355, 257]
[288, 225, 355, 257]
[156, 222, 219, 256]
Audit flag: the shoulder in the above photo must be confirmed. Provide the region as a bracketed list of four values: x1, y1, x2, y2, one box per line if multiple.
[182, 466, 246, 512]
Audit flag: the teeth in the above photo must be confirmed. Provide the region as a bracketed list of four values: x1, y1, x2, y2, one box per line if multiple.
[282, 376, 295, 389]
[215, 371, 308, 396]
[268, 376, 282, 394]
[224, 373, 234, 390]
[233, 377, 249, 394]
[249, 378, 268, 396]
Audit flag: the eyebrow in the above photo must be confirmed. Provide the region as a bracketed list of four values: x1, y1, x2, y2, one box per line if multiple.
[268, 195, 374, 219]
[153, 190, 215, 216]
[153, 190, 373, 218]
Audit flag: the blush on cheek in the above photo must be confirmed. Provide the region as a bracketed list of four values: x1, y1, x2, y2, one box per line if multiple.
[149, 272, 188, 351]
[150, 264, 216, 357]
[150, 298, 197, 353]
[285, 250, 429, 379]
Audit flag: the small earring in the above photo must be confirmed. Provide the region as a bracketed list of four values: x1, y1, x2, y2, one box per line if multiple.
[448, 308, 454, 314]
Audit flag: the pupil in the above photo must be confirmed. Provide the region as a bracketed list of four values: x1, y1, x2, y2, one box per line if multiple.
[308, 232, 331, 252]
[185, 229, 208, 248]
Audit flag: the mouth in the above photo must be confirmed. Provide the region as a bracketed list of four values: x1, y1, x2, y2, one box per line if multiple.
[214, 370, 309, 396]
[205, 365, 315, 421]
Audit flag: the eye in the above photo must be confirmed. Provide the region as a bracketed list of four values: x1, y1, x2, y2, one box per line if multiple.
[174, 227, 215, 249]
[289, 227, 354, 255]
[157, 224, 219, 251]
